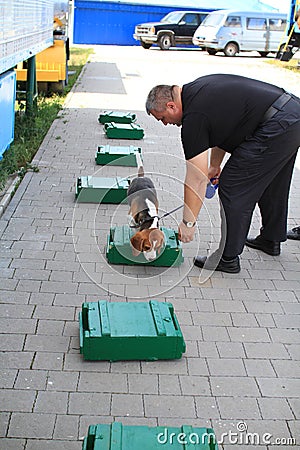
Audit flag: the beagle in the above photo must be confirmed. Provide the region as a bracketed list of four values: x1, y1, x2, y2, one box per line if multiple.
[127, 160, 165, 261]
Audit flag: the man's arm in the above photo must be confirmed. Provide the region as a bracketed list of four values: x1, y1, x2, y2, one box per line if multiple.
[179, 150, 209, 242]
[209, 146, 226, 180]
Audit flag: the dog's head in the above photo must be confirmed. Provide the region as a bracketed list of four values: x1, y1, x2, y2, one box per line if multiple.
[130, 228, 165, 261]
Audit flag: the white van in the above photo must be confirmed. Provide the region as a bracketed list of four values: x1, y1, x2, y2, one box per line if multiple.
[192, 9, 287, 56]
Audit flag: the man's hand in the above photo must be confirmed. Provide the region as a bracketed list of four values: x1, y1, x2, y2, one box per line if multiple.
[178, 221, 196, 243]
[208, 165, 221, 182]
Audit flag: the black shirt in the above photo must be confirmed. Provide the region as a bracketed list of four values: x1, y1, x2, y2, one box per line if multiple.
[181, 74, 283, 159]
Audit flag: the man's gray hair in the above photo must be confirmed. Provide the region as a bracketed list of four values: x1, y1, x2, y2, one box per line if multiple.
[145, 85, 176, 115]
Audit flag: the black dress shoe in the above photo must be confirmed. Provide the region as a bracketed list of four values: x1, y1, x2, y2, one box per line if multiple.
[287, 226, 300, 241]
[194, 255, 241, 274]
[245, 234, 280, 256]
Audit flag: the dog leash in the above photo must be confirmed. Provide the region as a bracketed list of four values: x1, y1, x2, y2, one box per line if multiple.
[159, 204, 184, 220]
[129, 204, 184, 229]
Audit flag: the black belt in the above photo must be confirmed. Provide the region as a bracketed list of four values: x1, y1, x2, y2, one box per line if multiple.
[261, 92, 292, 123]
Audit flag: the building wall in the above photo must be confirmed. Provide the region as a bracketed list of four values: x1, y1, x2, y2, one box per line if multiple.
[0, 0, 54, 74]
[73, 1, 213, 45]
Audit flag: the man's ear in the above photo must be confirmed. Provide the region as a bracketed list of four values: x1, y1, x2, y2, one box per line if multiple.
[130, 234, 142, 256]
[166, 101, 176, 110]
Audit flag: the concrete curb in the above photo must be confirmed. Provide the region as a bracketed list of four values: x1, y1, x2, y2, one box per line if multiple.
[0, 174, 20, 219]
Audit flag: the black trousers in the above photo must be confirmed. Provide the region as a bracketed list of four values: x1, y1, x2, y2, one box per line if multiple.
[219, 95, 300, 257]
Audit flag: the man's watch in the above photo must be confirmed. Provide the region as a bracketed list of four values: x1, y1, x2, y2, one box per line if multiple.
[182, 219, 196, 228]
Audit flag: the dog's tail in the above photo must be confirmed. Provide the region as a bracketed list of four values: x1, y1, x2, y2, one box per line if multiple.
[136, 152, 144, 177]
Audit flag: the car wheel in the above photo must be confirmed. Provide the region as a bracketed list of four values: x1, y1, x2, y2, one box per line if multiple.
[224, 42, 238, 57]
[259, 51, 268, 57]
[207, 48, 217, 55]
[159, 34, 172, 50]
[140, 41, 152, 49]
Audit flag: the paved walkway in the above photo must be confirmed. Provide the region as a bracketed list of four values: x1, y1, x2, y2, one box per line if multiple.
[0, 46, 299, 449]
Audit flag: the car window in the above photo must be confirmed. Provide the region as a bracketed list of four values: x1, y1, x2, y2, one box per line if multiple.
[224, 16, 241, 27]
[269, 18, 286, 31]
[246, 17, 267, 30]
[201, 13, 224, 27]
[161, 12, 183, 24]
[182, 13, 199, 26]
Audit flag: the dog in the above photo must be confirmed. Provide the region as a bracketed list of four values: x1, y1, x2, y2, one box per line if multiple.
[127, 156, 165, 261]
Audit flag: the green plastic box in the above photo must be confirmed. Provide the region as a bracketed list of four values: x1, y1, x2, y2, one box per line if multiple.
[95, 145, 142, 166]
[104, 122, 144, 140]
[98, 111, 136, 124]
[79, 300, 186, 361]
[75, 176, 129, 203]
[82, 422, 219, 450]
[106, 225, 184, 266]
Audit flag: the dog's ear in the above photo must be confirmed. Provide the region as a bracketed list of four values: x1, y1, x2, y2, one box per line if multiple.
[149, 229, 165, 254]
[130, 233, 143, 256]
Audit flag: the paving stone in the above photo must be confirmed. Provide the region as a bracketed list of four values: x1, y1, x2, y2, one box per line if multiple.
[195, 396, 220, 419]
[0, 369, 17, 388]
[192, 312, 232, 326]
[111, 393, 143, 416]
[0, 290, 29, 304]
[141, 359, 188, 375]
[271, 360, 300, 378]
[244, 359, 276, 377]
[257, 378, 300, 398]
[158, 375, 181, 395]
[0, 438, 26, 450]
[216, 342, 246, 358]
[0, 352, 34, 369]
[269, 328, 300, 344]
[210, 377, 260, 397]
[0, 334, 25, 351]
[258, 398, 294, 419]
[46, 371, 79, 391]
[25, 335, 70, 352]
[0, 412, 10, 437]
[228, 327, 270, 342]
[179, 375, 210, 396]
[207, 358, 246, 376]
[78, 372, 127, 393]
[33, 352, 64, 370]
[64, 353, 110, 372]
[217, 397, 261, 420]
[244, 343, 290, 359]
[25, 440, 82, 449]
[128, 374, 158, 394]
[34, 391, 68, 413]
[53, 414, 79, 440]
[8, 412, 56, 438]
[15, 369, 48, 390]
[144, 394, 196, 418]
[68, 393, 111, 415]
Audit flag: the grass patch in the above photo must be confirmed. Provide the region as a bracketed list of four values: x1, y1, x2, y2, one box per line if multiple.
[0, 46, 93, 191]
[265, 56, 300, 73]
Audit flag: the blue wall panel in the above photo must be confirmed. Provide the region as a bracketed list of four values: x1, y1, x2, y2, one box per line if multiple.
[0, 71, 16, 160]
[74, 1, 213, 45]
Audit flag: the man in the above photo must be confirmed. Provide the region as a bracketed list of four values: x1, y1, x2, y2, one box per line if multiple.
[146, 75, 300, 273]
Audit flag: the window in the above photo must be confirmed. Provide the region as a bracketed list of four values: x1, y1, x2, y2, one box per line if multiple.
[224, 16, 241, 27]
[269, 18, 287, 31]
[183, 14, 198, 26]
[246, 17, 267, 30]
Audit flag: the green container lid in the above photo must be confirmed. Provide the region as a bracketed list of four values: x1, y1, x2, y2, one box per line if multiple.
[98, 110, 137, 124]
[82, 422, 219, 449]
[95, 145, 142, 166]
[104, 122, 144, 140]
[75, 176, 129, 203]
